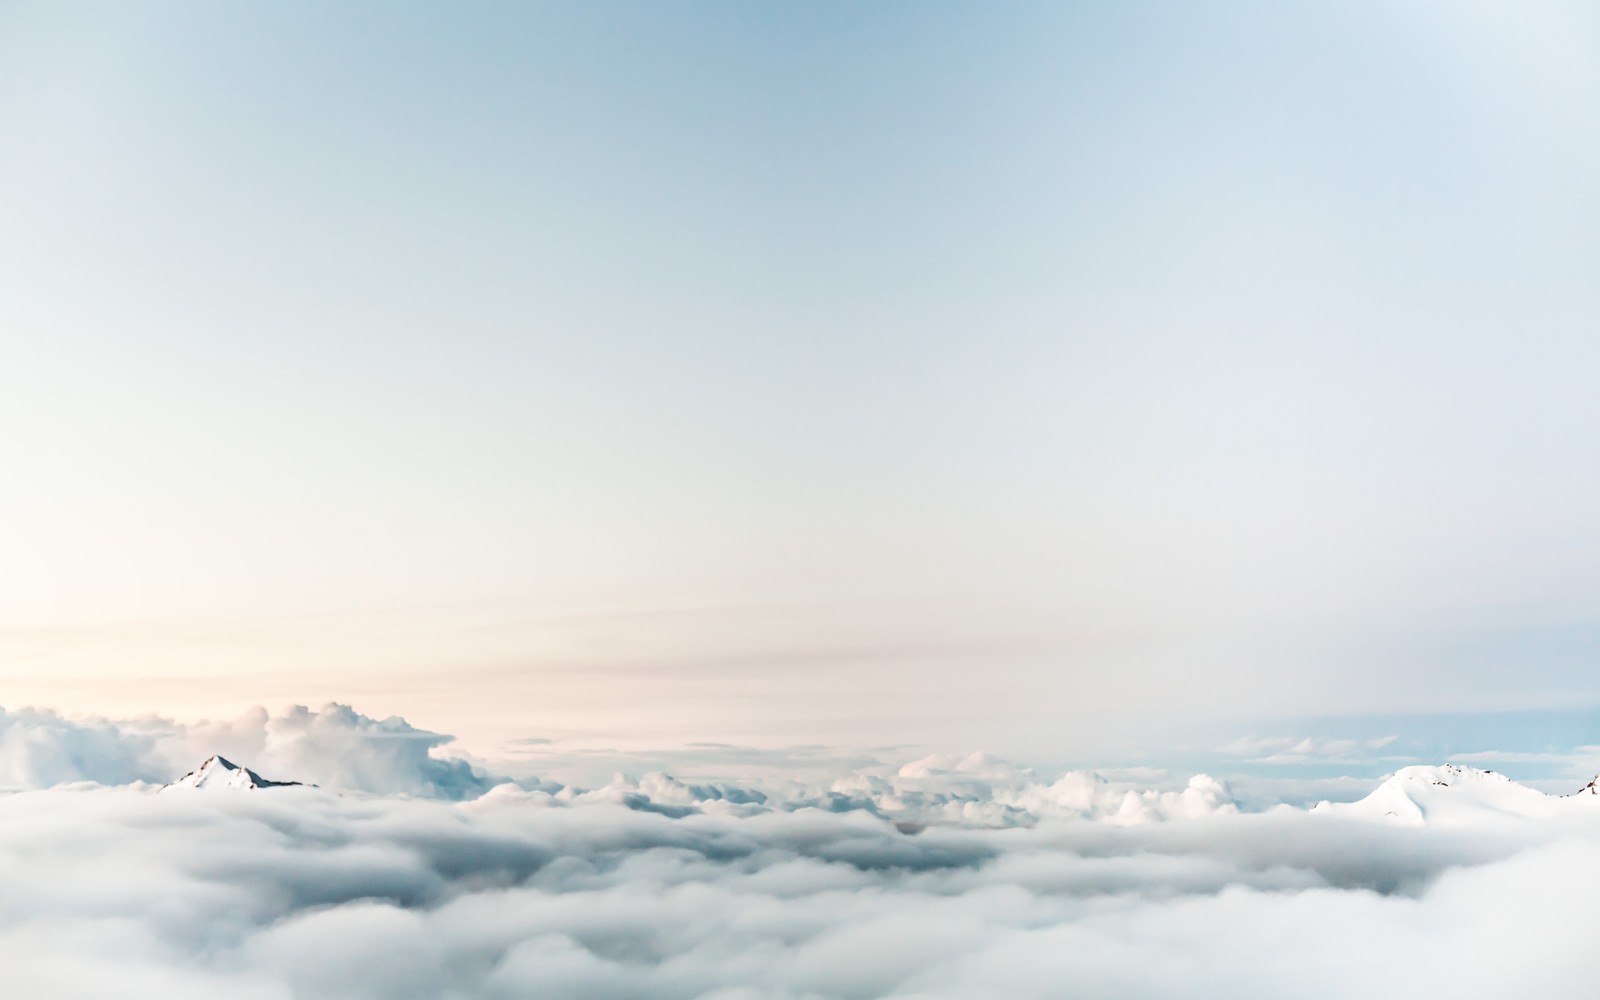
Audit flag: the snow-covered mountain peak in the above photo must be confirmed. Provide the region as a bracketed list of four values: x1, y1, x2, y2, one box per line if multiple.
[1389, 763, 1514, 789]
[1312, 763, 1594, 827]
[161, 756, 304, 792]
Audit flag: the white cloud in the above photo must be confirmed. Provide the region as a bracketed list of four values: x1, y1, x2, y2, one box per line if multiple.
[0, 702, 1249, 828]
[5, 701, 1600, 995]
[1, 780, 1597, 997]
[0, 707, 164, 789]
[0, 703, 499, 798]
[181, 703, 502, 799]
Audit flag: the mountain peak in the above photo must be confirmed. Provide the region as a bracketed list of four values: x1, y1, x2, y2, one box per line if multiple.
[1313, 763, 1588, 826]
[162, 756, 304, 792]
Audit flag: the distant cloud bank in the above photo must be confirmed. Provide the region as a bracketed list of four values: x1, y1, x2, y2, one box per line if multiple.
[0, 702, 1247, 825]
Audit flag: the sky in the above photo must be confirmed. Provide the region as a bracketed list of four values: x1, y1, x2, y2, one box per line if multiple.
[2, 1, 1598, 766]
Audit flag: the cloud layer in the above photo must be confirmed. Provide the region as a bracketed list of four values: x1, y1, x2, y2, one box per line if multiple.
[4, 776, 1599, 999]
[4, 703, 1600, 996]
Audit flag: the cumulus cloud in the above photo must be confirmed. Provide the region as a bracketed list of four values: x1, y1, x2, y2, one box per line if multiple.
[0, 702, 1251, 828]
[0, 703, 499, 799]
[181, 703, 501, 800]
[0, 707, 163, 789]
[1, 780, 1598, 998]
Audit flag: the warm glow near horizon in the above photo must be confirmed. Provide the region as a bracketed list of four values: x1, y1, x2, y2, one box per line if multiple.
[3, 1, 1598, 760]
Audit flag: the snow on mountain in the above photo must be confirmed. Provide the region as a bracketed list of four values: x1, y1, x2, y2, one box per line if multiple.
[160, 755, 305, 793]
[1312, 764, 1600, 827]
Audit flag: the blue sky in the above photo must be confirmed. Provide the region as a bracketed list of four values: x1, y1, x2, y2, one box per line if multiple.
[1, 2, 1597, 767]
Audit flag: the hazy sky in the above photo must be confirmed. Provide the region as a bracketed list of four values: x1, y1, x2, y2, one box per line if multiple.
[2, 1, 1597, 758]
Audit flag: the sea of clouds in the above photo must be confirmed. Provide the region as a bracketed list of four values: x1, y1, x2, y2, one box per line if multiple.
[4, 703, 1600, 998]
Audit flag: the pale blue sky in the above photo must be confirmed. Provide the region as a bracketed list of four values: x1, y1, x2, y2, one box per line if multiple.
[1, 2, 1597, 758]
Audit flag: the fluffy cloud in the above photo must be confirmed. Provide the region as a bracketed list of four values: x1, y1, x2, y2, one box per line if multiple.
[181, 703, 501, 800]
[1, 781, 1598, 998]
[0, 703, 1247, 827]
[5, 702, 1600, 996]
[0, 703, 499, 799]
[0, 707, 163, 789]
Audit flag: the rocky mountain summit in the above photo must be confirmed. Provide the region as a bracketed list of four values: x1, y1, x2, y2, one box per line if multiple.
[161, 755, 306, 792]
